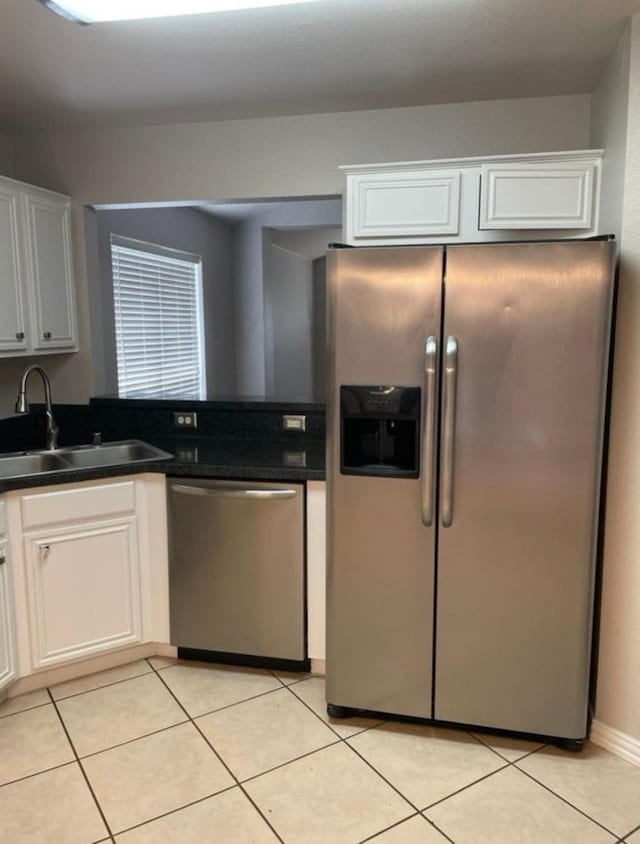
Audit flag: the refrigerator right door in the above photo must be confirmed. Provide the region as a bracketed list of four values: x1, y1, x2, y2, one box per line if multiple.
[434, 239, 615, 740]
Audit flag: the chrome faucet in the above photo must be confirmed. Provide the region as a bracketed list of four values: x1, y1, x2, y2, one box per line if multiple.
[15, 365, 59, 451]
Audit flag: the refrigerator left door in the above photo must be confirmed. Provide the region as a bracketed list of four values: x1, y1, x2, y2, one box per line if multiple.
[326, 246, 443, 718]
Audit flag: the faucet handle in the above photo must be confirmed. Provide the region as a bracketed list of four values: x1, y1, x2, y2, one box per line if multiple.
[92, 432, 102, 446]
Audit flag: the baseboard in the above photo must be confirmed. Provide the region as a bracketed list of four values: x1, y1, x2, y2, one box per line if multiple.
[590, 719, 640, 768]
[8, 642, 159, 697]
[310, 658, 326, 675]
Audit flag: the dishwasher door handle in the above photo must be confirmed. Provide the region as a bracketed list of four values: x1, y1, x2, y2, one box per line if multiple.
[170, 483, 298, 500]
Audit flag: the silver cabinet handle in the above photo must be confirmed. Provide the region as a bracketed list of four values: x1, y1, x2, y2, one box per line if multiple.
[441, 336, 458, 528]
[421, 336, 437, 526]
[40, 543, 51, 559]
[171, 484, 297, 500]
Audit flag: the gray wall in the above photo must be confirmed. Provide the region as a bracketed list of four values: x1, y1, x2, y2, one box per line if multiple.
[265, 228, 339, 401]
[0, 93, 591, 413]
[590, 18, 640, 745]
[591, 28, 631, 239]
[231, 200, 342, 395]
[0, 134, 14, 177]
[92, 207, 235, 395]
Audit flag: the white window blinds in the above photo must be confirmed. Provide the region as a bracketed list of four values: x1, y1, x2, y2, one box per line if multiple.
[111, 236, 206, 398]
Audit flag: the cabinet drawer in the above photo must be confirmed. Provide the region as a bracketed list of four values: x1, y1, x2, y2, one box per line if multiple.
[348, 170, 461, 239]
[479, 162, 596, 229]
[21, 481, 136, 529]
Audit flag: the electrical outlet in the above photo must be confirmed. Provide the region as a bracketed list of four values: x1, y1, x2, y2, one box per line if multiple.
[173, 411, 198, 429]
[282, 414, 306, 432]
[283, 450, 307, 467]
[175, 446, 199, 462]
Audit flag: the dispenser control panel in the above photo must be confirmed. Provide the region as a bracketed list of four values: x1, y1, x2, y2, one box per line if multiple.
[340, 385, 421, 478]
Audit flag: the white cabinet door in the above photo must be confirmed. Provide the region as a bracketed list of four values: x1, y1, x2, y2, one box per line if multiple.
[346, 169, 461, 243]
[23, 194, 77, 350]
[25, 518, 142, 669]
[0, 539, 18, 694]
[479, 161, 596, 229]
[0, 185, 27, 352]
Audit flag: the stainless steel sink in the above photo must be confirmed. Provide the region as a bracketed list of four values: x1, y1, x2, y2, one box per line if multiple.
[60, 440, 172, 469]
[0, 440, 173, 481]
[0, 452, 71, 479]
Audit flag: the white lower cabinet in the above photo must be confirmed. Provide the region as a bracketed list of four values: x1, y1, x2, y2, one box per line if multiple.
[6, 474, 169, 678]
[0, 537, 18, 695]
[25, 518, 141, 669]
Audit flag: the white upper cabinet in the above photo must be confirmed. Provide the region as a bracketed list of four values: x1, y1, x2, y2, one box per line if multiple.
[342, 151, 603, 245]
[0, 184, 27, 353]
[479, 160, 596, 230]
[348, 169, 461, 241]
[24, 193, 77, 350]
[0, 175, 78, 357]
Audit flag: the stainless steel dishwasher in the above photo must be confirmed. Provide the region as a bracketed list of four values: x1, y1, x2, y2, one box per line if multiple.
[167, 478, 308, 669]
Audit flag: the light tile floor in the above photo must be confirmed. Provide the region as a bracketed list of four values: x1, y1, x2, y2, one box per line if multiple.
[0, 657, 639, 843]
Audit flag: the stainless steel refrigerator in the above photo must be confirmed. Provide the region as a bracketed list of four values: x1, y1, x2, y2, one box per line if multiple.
[326, 238, 615, 748]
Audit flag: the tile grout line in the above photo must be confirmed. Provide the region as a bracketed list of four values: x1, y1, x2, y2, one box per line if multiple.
[0, 758, 78, 792]
[48, 665, 153, 703]
[357, 811, 457, 844]
[356, 810, 421, 843]
[147, 660, 287, 844]
[513, 762, 623, 839]
[111, 784, 238, 838]
[238, 738, 343, 786]
[281, 682, 424, 815]
[77, 718, 191, 761]
[283, 679, 516, 824]
[148, 659, 288, 718]
[267, 667, 312, 689]
[150, 662, 630, 843]
[46, 688, 116, 844]
[420, 760, 514, 812]
[285, 679, 385, 741]
[465, 728, 547, 764]
[0, 700, 51, 720]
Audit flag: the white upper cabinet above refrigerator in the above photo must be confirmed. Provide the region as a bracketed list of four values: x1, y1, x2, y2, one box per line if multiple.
[0, 175, 78, 358]
[341, 150, 603, 246]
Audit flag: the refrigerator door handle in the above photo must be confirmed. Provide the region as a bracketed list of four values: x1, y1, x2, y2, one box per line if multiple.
[442, 336, 458, 528]
[421, 336, 438, 526]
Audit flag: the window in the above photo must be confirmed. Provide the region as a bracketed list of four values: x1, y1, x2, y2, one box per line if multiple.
[111, 236, 206, 397]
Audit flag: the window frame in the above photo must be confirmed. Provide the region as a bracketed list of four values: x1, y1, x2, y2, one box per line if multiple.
[110, 234, 207, 398]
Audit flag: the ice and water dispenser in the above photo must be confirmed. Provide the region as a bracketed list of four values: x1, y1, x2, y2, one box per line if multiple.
[340, 385, 420, 478]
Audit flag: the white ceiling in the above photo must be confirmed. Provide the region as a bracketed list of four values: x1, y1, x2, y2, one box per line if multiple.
[0, 0, 639, 133]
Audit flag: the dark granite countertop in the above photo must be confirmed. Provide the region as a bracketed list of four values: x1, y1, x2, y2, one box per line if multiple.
[0, 459, 170, 494]
[0, 435, 325, 494]
[149, 435, 325, 482]
[0, 397, 326, 493]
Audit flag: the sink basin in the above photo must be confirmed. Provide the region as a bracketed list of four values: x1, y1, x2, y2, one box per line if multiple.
[0, 452, 70, 479]
[60, 440, 172, 469]
[0, 440, 173, 481]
